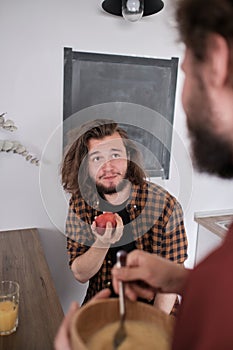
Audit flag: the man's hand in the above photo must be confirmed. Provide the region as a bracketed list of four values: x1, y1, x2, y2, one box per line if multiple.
[54, 301, 79, 350]
[111, 250, 189, 301]
[54, 289, 111, 350]
[92, 213, 124, 247]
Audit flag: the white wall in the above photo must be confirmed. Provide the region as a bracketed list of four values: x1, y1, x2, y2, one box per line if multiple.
[1, 0, 233, 313]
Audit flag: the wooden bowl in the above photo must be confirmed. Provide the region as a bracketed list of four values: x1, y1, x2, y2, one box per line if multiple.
[70, 298, 174, 350]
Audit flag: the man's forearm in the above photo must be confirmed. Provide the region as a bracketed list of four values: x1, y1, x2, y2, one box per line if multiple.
[167, 264, 190, 296]
[71, 241, 109, 283]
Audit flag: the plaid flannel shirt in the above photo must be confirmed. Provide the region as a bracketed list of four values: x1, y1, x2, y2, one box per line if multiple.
[66, 181, 188, 303]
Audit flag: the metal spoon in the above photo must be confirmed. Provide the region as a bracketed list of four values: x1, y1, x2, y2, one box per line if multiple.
[113, 250, 127, 350]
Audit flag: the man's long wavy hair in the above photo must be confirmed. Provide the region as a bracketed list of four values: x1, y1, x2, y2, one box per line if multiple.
[61, 119, 147, 198]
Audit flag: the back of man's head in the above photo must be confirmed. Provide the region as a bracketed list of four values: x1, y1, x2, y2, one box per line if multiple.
[176, 0, 233, 86]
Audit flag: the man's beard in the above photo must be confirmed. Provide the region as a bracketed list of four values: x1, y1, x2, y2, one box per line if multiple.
[95, 178, 129, 195]
[186, 94, 233, 178]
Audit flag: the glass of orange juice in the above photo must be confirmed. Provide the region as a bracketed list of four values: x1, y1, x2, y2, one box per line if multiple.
[0, 281, 19, 336]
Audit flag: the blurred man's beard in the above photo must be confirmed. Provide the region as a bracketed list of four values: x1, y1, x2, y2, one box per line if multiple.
[186, 98, 233, 179]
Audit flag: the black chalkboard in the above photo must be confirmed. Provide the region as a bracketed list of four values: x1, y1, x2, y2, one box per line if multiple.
[63, 48, 178, 179]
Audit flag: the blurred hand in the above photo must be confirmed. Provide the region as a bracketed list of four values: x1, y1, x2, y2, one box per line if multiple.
[111, 250, 188, 301]
[54, 301, 79, 350]
[54, 289, 111, 350]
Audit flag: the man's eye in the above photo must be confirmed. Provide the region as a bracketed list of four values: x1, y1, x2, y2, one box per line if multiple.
[92, 156, 101, 162]
[112, 153, 121, 159]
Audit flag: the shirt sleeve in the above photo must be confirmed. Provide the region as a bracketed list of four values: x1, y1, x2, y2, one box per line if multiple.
[66, 237, 89, 267]
[65, 200, 94, 266]
[161, 196, 188, 264]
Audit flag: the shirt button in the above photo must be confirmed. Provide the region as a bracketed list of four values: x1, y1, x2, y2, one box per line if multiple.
[106, 281, 111, 287]
[107, 260, 112, 265]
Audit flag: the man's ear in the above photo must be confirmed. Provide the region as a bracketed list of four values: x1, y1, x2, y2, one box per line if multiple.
[206, 33, 229, 87]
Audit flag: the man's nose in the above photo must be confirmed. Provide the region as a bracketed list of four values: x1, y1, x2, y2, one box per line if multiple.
[101, 159, 114, 171]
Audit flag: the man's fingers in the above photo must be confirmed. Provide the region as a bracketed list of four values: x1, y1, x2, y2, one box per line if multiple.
[115, 214, 124, 227]
[112, 266, 156, 302]
[91, 288, 111, 302]
[54, 301, 79, 350]
[123, 284, 138, 301]
[113, 278, 155, 302]
[54, 290, 111, 350]
[127, 282, 155, 301]
[112, 266, 146, 283]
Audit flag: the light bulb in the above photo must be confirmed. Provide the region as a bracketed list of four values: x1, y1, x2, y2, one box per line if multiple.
[122, 0, 144, 22]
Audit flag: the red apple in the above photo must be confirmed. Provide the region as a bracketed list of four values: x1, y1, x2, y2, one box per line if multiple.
[95, 212, 117, 235]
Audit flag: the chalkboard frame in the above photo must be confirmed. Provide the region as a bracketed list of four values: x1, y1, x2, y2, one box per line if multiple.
[63, 48, 178, 179]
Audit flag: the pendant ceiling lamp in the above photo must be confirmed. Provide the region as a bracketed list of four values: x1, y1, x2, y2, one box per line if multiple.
[102, 0, 164, 22]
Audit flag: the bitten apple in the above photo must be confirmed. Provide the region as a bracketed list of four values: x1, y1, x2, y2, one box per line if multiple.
[95, 212, 117, 235]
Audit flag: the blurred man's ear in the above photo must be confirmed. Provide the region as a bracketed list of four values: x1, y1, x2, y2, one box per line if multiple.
[207, 33, 229, 88]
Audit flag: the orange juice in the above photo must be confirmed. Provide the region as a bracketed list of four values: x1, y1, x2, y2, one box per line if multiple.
[0, 301, 18, 333]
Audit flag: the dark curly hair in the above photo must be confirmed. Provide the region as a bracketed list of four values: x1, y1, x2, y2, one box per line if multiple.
[61, 119, 147, 198]
[176, 0, 233, 86]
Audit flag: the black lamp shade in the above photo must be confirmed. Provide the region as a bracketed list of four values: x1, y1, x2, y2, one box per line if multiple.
[102, 0, 164, 17]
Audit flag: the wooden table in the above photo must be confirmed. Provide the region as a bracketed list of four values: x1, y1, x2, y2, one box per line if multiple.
[0, 228, 64, 350]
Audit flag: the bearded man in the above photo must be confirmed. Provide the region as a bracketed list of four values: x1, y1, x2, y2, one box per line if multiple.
[61, 119, 188, 315]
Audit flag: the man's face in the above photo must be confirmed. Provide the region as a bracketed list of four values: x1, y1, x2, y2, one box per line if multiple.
[87, 132, 129, 195]
[181, 48, 233, 178]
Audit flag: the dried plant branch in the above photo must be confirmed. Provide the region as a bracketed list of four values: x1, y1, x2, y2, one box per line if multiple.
[0, 113, 40, 166]
[0, 112, 17, 131]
